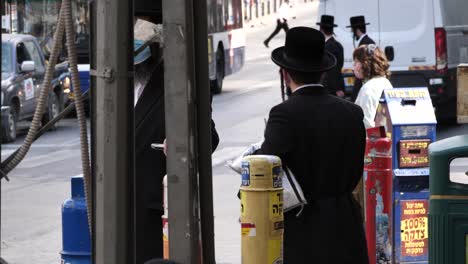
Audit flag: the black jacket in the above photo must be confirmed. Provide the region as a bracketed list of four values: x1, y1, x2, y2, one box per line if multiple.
[258, 85, 368, 264]
[358, 34, 375, 46]
[134, 62, 220, 262]
[135, 63, 220, 211]
[322, 37, 345, 95]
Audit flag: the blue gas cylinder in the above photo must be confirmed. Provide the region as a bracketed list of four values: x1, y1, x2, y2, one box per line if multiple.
[61, 175, 91, 263]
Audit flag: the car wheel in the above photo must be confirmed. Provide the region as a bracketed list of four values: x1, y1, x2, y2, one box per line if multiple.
[42, 93, 60, 130]
[2, 107, 17, 143]
[211, 49, 225, 94]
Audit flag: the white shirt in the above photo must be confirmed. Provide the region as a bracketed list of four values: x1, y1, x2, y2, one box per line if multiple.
[277, 3, 290, 20]
[134, 81, 145, 106]
[134, 67, 152, 107]
[355, 76, 393, 129]
[293, 84, 324, 93]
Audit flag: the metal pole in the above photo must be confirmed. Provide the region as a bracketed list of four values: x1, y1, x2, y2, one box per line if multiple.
[92, 0, 134, 262]
[163, 0, 201, 262]
[193, 0, 216, 263]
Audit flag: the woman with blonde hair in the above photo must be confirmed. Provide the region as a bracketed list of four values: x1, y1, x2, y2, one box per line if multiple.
[353, 44, 393, 128]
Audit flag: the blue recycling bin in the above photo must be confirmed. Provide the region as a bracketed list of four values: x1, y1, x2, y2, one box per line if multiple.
[375, 87, 437, 263]
[61, 175, 91, 263]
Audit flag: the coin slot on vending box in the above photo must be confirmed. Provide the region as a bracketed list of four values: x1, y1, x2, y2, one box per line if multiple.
[399, 139, 431, 168]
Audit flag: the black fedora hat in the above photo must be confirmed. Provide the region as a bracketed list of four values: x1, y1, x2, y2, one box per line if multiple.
[316, 15, 337, 28]
[346, 16, 370, 28]
[271, 27, 336, 72]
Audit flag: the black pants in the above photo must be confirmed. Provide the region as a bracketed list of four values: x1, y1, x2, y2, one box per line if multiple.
[264, 19, 289, 45]
[136, 208, 164, 264]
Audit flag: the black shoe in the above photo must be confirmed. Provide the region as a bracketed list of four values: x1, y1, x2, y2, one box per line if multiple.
[263, 40, 269, 48]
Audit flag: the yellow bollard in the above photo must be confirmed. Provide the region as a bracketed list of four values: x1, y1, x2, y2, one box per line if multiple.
[240, 155, 284, 264]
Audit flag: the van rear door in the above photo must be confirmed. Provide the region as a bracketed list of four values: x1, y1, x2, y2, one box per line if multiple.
[378, 0, 436, 73]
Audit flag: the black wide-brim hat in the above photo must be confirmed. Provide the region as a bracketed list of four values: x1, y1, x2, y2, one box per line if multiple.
[346, 15, 370, 28]
[316, 15, 337, 28]
[271, 27, 336, 72]
[135, 0, 162, 23]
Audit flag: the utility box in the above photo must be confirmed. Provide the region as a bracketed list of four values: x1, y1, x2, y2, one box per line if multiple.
[375, 87, 437, 263]
[429, 135, 468, 264]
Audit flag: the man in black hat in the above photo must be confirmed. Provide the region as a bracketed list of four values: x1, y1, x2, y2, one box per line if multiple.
[133, 4, 220, 263]
[257, 27, 368, 263]
[347, 15, 375, 101]
[347, 15, 375, 47]
[317, 15, 345, 97]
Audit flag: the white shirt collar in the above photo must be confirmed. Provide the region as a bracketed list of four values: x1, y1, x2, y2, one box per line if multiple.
[293, 84, 324, 93]
[356, 34, 367, 45]
[325, 35, 333, 42]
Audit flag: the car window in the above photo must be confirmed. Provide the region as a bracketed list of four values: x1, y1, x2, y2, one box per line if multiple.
[1, 43, 12, 73]
[24, 41, 45, 74]
[16, 42, 33, 69]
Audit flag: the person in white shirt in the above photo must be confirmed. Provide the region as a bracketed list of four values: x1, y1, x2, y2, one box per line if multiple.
[263, 0, 290, 48]
[353, 44, 393, 128]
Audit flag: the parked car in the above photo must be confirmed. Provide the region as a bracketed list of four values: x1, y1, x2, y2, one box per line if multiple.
[318, 0, 468, 122]
[1, 34, 70, 142]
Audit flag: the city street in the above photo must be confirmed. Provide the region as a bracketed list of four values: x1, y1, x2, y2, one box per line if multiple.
[1, 1, 468, 263]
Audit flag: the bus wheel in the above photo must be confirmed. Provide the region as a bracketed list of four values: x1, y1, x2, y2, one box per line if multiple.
[211, 49, 224, 94]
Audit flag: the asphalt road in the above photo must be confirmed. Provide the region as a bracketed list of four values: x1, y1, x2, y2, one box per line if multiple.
[1, 2, 468, 263]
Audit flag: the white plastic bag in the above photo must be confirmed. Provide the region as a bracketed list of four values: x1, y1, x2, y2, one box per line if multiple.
[229, 142, 308, 215]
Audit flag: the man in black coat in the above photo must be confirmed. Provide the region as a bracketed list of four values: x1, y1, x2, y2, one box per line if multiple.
[258, 27, 368, 263]
[133, 23, 220, 263]
[317, 15, 345, 97]
[347, 15, 375, 101]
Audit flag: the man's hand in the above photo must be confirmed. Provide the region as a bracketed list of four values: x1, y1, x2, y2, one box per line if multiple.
[336, 90, 345, 98]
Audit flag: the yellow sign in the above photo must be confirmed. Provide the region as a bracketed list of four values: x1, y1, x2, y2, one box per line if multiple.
[386, 89, 429, 100]
[401, 200, 428, 257]
[269, 191, 283, 219]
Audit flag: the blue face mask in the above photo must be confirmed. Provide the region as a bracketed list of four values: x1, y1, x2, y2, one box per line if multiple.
[134, 39, 152, 65]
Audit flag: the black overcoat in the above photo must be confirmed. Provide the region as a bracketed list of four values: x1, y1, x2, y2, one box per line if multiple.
[134, 63, 220, 263]
[322, 37, 345, 95]
[358, 34, 376, 46]
[258, 85, 369, 264]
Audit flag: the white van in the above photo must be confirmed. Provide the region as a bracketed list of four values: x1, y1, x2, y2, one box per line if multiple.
[318, 0, 468, 122]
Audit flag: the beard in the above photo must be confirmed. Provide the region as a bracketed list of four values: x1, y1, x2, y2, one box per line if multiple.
[353, 31, 359, 41]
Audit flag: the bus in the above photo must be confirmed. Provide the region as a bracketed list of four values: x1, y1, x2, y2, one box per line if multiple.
[207, 0, 245, 93]
[1, 0, 245, 94]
